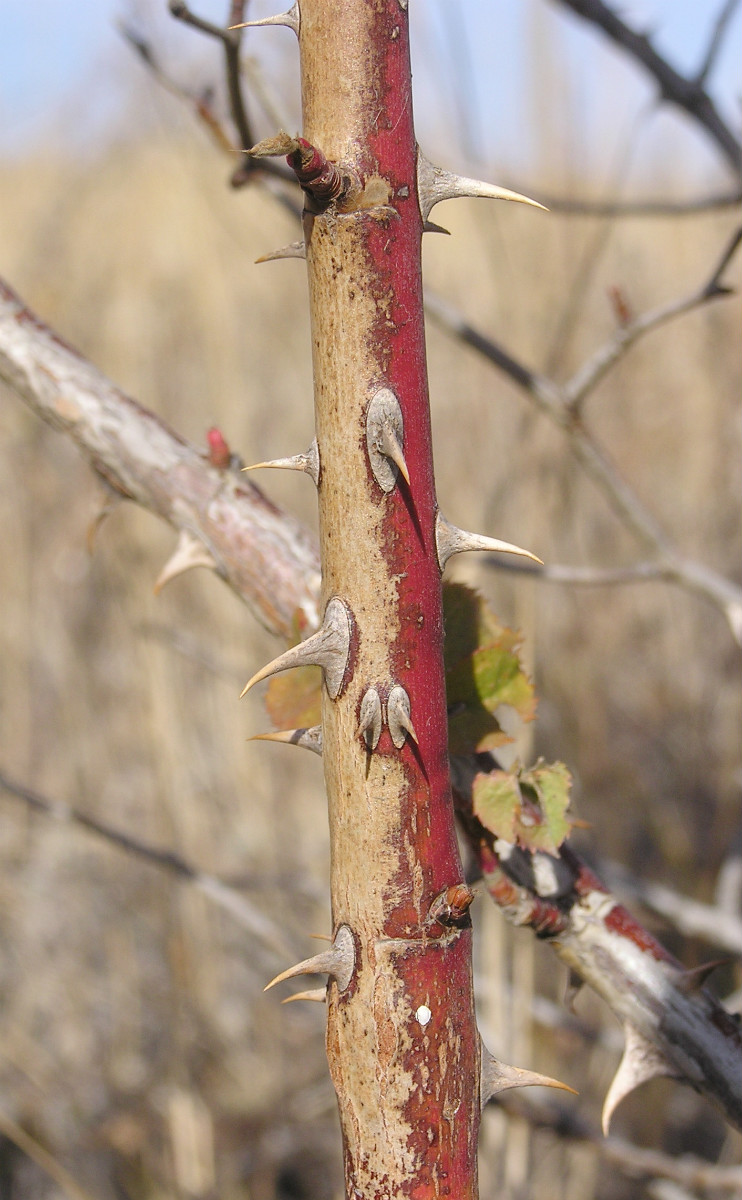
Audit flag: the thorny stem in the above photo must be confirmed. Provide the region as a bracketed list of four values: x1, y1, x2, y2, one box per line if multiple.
[295, 2, 480, 1191]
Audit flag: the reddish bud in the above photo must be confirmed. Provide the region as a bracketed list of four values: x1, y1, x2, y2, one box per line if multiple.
[207, 427, 231, 469]
[608, 285, 633, 327]
[427, 883, 476, 928]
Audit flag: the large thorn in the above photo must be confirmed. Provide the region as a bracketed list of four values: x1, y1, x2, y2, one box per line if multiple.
[265, 925, 355, 994]
[251, 726, 323, 756]
[154, 530, 218, 594]
[387, 685, 417, 749]
[435, 512, 542, 572]
[241, 596, 351, 700]
[256, 240, 306, 263]
[366, 388, 408, 492]
[481, 1042, 576, 1108]
[243, 440, 319, 486]
[281, 987, 327, 1005]
[602, 1024, 679, 1135]
[675, 959, 730, 995]
[229, 3, 299, 35]
[357, 688, 382, 751]
[417, 150, 547, 224]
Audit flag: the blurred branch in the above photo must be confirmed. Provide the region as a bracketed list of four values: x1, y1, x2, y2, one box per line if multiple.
[565, 226, 741, 411]
[425, 234, 742, 646]
[0, 770, 291, 959]
[697, 0, 742, 88]
[0, 277, 321, 640]
[452, 755, 742, 1134]
[121, 12, 297, 201]
[602, 860, 742, 955]
[497, 1094, 742, 1195]
[521, 187, 742, 218]
[0, 1110, 96, 1200]
[551, 0, 742, 176]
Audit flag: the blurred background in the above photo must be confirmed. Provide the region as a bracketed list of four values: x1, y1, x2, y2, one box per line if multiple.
[0, 2, 740, 1197]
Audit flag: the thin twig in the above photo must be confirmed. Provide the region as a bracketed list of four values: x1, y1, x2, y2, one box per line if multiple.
[696, 0, 742, 87]
[565, 225, 741, 410]
[425, 240, 742, 645]
[552, 0, 742, 176]
[497, 1094, 742, 1195]
[0, 770, 292, 958]
[518, 187, 742, 218]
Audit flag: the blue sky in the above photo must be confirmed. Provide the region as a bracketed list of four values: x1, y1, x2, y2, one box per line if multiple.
[0, 1, 739, 190]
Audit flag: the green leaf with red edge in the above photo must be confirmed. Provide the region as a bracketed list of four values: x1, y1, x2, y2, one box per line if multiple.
[264, 609, 322, 731]
[443, 582, 535, 755]
[473, 759, 573, 856]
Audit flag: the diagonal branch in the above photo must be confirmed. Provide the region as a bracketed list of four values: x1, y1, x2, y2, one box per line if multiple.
[551, 0, 742, 176]
[564, 225, 742, 411]
[451, 755, 742, 1133]
[0, 277, 320, 640]
[696, 0, 742, 88]
[424, 242, 742, 645]
[0, 770, 292, 959]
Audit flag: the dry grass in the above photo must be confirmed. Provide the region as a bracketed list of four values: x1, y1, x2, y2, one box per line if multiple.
[0, 96, 739, 1199]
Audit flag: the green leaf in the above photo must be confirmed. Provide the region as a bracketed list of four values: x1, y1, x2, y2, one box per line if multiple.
[472, 759, 573, 856]
[471, 770, 522, 843]
[443, 582, 535, 755]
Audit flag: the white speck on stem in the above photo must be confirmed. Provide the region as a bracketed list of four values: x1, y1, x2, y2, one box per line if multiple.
[416, 1005, 432, 1027]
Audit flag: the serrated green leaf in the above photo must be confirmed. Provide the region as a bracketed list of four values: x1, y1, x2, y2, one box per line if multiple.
[443, 582, 535, 755]
[472, 771, 522, 843]
[472, 759, 573, 856]
[519, 760, 573, 855]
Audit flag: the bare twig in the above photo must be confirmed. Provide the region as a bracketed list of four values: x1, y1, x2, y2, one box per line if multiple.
[517, 187, 742, 218]
[552, 0, 742, 176]
[565, 225, 741, 411]
[696, 0, 742, 87]
[497, 1094, 742, 1195]
[425, 244, 742, 645]
[0, 770, 291, 958]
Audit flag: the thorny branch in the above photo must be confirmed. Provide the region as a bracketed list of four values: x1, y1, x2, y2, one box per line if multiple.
[2, 281, 741, 1136]
[552, 0, 742, 176]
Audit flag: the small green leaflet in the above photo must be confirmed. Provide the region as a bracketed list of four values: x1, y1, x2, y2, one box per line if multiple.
[472, 760, 573, 856]
[443, 583, 535, 755]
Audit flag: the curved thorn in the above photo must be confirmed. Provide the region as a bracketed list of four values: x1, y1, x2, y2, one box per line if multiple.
[229, 4, 299, 35]
[243, 440, 319, 485]
[86, 493, 120, 554]
[379, 420, 410, 484]
[675, 959, 730, 995]
[356, 688, 382, 750]
[265, 925, 355, 994]
[602, 1024, 678, 1135]
[366, 388, 406, 493]
[417, 149, 547, 223]
[256, 240, 306, 263]
[281, 987, 327, 1004]
[480, 1042, 576, 1108]
[154, 530, 218, 594]
[241, 597, 350, 700]
[435, 512, 543, 572]
[387, 685, 417, 748]
[423, 219, 451, 236]
[250, 726, 323, 756]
